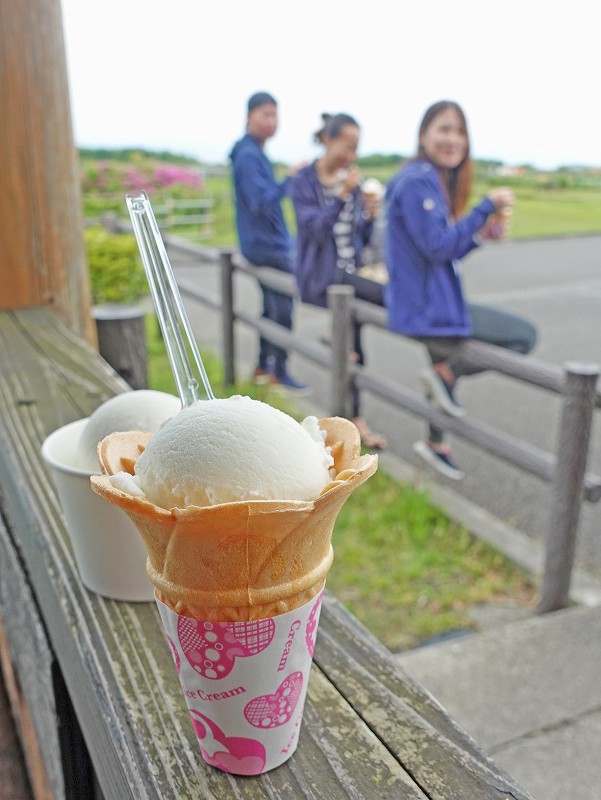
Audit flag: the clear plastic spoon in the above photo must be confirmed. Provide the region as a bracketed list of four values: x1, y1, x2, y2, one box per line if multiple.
[126, 191, 214, 406]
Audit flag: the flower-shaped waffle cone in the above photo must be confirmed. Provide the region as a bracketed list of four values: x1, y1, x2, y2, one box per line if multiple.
[91, 417, 377, 621]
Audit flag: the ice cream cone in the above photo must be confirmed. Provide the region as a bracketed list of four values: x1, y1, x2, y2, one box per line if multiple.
[91, 417, 377, 622]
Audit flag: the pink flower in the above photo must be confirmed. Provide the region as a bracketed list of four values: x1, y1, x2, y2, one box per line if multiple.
[153, 165, 203, 190]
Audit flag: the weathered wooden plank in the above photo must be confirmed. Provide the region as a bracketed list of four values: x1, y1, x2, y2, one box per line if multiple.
[0, 620, 40, 800]
[315, 595, 534, 800]
[299, 669, 427, 799]
[0, 518, 62, 799]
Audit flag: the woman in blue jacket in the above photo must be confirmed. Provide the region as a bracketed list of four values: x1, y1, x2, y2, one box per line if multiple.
[385, 100, 536, 479]
[291, 113, 386, 449]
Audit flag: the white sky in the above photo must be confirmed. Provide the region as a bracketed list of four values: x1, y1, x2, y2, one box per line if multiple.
[60, 0, 601, 169]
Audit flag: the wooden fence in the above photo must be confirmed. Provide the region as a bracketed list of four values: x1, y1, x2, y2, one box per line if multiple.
[153, 197, 215, 239]
[109, 221, 601, 613]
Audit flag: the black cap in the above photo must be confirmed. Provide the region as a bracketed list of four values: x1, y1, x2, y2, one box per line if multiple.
[247, 91, 277, 113]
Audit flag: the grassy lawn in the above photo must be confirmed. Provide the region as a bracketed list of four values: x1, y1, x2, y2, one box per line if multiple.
[203, 171, 601, 245]
[81, 154, 601, 245]
[506, 189, 601, 238]
[145, 316, 537, 652]
[328, 468, 536, 651]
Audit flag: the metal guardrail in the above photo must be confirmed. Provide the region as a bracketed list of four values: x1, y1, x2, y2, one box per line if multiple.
[107, 219, 600, 612]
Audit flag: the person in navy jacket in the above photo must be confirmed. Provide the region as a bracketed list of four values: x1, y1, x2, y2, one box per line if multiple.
[291, 113, 386, 449]
[230, 92, 307, 392]
[385, 100, 537, 479]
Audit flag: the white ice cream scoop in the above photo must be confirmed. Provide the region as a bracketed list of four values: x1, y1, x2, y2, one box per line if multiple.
[121, 396, 334, 509]
[77, 390, 181, 472]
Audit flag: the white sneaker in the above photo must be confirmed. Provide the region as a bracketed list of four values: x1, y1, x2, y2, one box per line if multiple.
[413, 440, 464, 480]
[420, 367, 465, 417]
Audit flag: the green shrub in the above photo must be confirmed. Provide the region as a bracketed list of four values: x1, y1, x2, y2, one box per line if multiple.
[85, 226, 149, 304]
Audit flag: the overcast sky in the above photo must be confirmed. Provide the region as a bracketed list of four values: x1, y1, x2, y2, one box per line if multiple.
[60, 0, 601, 169]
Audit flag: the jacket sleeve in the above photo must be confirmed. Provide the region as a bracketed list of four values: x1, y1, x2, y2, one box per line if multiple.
[290, 173, 345, 244]
[234, 151, 289, 215]
[395, 173, 495, 263]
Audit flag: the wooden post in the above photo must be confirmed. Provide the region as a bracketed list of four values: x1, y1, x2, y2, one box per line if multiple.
[92, 304, 148, 390]
[220, 250, 236, 386]
[539, 362, 599, 612]
[0, 0, 95, 344]
[328, 285, 354, 418]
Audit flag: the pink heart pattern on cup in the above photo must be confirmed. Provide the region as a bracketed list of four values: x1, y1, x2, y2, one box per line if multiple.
[189, 709, 266, 776]
[177, 617, 275, 680]
[244, 671, 304, 729]
[305, 592, 323, 657]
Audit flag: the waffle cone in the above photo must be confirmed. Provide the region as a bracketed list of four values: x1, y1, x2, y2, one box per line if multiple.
[91, 417, 377, 621]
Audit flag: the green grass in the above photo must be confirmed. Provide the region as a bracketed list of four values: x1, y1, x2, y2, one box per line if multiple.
[328, 468, 536, 651]
[506, 190, 601, 238]
[145, 315, 537, 652]
[81, 155, 601, 246]
[202, 170, 601, 244]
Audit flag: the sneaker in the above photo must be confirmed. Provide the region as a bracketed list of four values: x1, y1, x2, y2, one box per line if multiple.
[420, 367, 465, 417]
[412, 440, 464, 481]
[273, 372, 312, 396]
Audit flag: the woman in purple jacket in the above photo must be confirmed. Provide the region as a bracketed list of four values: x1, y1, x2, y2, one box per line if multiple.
[291, 113, 386, 449]
[385, 101, 537, 479]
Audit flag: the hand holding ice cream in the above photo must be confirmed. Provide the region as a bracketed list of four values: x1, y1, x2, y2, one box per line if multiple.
[361, 177, 384, 221]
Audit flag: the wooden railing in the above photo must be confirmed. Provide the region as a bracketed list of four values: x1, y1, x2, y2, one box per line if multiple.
[109, 221, 601, 613]
[153, 197, 215, 239]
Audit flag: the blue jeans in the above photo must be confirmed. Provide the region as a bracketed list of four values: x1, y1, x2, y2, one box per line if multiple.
[419, 303, 538, 443]
[252, 256, 294, 377]
[259, 285, 293, 377]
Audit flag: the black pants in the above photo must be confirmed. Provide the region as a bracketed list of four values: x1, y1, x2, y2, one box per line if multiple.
[418, 303, 538, 443]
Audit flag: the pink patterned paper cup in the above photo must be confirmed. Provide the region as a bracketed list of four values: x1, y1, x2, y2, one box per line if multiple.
[156, 591, 324, 775]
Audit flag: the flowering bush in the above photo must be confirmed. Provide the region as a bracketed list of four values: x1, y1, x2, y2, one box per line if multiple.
[85, 227, 149, 304]
[82, 157, 203, 196]
[153, 164, 203, 190]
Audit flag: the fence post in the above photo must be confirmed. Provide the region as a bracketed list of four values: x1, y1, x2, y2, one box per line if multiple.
[539, 362, 599, 613]
[327, 284, 355, 418]
[220, 250, 236, 386]
[92, 304, 148, 389]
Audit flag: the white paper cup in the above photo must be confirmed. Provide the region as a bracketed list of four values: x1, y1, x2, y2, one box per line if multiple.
[41, 418, 154, 601]
[157, 591, 324, 774]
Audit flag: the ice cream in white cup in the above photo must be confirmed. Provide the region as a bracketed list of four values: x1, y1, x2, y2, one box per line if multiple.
[41, 390, 181, 601]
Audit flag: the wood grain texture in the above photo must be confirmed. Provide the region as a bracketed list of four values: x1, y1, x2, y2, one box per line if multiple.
[0, 308, 534, 799]
[0, 619, 36, 800]
[315, 595, 533, 800]
[0, 0, 94, 343]
[0, 526, 60, 800]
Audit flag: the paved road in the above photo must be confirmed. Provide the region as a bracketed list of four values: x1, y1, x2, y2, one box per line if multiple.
[170, 235, 601, 576]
